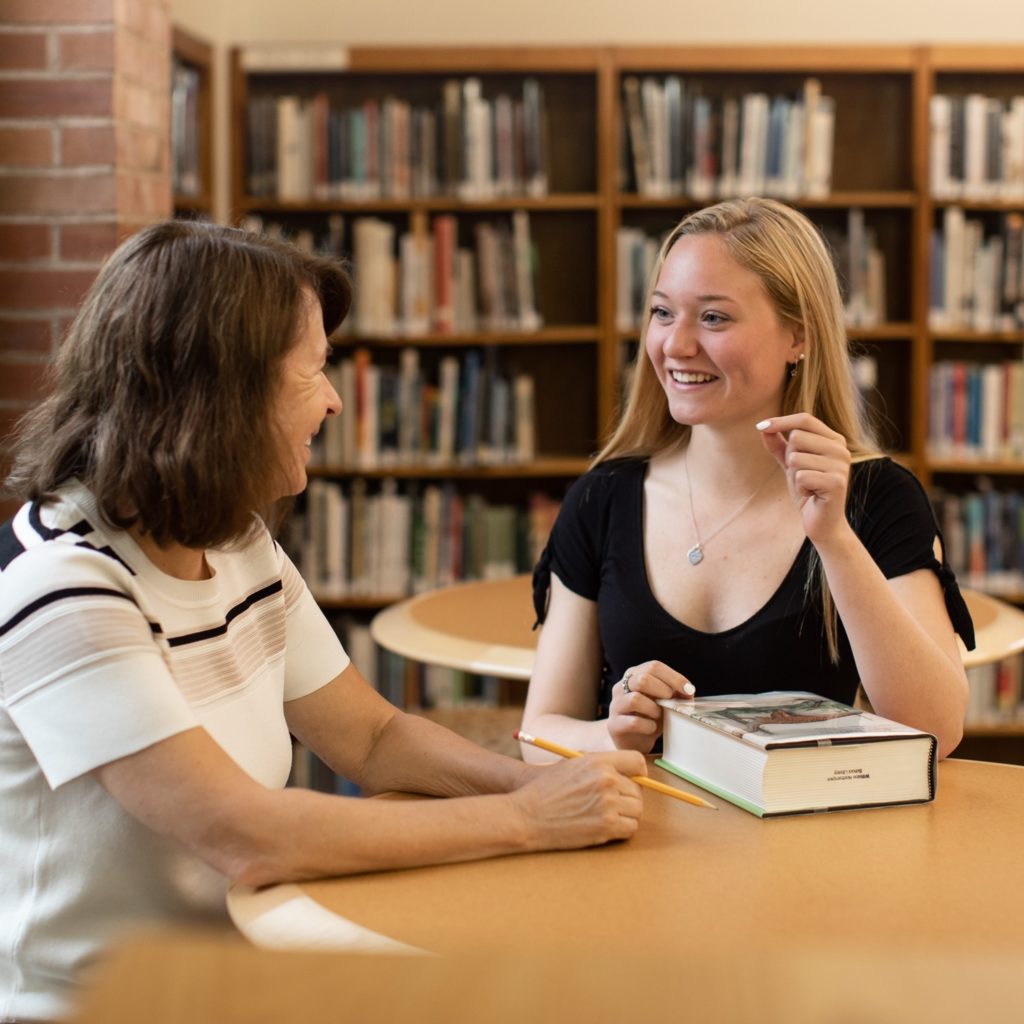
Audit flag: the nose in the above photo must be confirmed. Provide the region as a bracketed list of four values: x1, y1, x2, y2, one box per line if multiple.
[324, 375, 342, 416]
[663, 320, 700, 359]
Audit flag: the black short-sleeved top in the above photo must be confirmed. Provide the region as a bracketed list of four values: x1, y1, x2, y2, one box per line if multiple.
[533, 456, 975, 718]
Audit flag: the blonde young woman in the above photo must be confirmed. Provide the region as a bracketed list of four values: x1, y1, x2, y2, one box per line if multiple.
[522, 198, 974, 763]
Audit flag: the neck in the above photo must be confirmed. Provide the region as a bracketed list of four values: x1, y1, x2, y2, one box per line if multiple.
[130, 526, 210, 581]
[682, 426, 779, 496]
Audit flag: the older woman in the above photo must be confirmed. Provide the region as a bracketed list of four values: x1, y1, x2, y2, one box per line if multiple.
[523, 198, 974, 763]
[0, 220, 644, 1022]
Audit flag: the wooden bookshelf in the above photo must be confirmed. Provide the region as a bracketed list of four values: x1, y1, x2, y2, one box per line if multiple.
[228, 44, 1024, 760]
[171, 26, 214, 217]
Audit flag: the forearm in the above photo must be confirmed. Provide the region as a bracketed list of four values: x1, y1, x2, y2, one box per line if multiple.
[225, 785, 531, 887]
[816, 529, 968, 757]
[354, 710, 534, 797]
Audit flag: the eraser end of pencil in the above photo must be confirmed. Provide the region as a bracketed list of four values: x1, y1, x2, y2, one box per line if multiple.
[512, 729, 521, 740]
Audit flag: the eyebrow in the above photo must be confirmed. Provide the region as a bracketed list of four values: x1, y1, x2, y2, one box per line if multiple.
[651, 290, 737, 303]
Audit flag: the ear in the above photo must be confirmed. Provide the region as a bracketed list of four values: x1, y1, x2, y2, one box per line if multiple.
[787, 322, 805, 362]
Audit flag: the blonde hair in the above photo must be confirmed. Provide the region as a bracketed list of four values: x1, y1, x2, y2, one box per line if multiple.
[598, 197, 879, 659]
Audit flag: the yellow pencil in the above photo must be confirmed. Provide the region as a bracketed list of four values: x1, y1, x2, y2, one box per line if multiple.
[514, 729, 717, 810]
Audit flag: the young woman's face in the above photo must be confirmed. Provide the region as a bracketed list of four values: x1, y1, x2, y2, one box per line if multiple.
[644, 233, 803, 432]
[271, 291, 341, 498]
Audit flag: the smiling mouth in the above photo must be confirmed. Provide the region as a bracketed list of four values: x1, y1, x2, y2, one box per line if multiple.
[670, 370, 718, 384]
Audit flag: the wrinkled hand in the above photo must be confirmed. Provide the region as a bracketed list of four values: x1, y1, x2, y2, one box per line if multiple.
[510, 751, 646, 851]
[608, 660, 695, 754]
[758, 413, 852, 546]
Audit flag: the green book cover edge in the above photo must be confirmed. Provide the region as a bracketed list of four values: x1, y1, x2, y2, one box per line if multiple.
[654, 757, 766, 818]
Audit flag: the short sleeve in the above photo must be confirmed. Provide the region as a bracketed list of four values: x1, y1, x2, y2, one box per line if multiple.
[852, 459, 975, 650]
[532, 463, 627, 626]
[279, 547, 350, 700]
[0, 546, 198, 788]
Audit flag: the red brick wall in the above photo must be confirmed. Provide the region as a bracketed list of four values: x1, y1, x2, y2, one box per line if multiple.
[0, 0, 171, 521]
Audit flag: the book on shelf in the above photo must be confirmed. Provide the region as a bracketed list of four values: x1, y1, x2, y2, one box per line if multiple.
[929, 207, 1024, 331]
[616, 226, 661, 332]
[290, 479, 560, 598]
[316, 347, 536, 470]
[621, 74, 833, 200]
[927, 358, 1024, 461]
[346, 211, 543, 339]
[930, 91, 1024, 202]
[816, 208, 888, 328]
[655, 692, 937, 818]
[171, 60, 202, 198]
[966, 657, 1024, 726]
[932, 485, 1024, 595]
[243, 77, 548, 202]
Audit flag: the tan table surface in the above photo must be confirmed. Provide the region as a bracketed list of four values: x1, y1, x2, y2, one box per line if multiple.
[229, 759, 1024, 957]
[369, 574, 537, 679]
[71, 928, 1024, 1024]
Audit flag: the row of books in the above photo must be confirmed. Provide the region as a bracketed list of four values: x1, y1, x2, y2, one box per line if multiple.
[965, 657, 1024, 726]
[289, 479, 561, 598]
[614, 208, 885, 332]
[927, 360, 1024, 461]
[311, 347, 536, 470]
[246, 77, 548, 202]
[348, 210, 542, 337]
[929, 207, 1024, 331]
[930, 93, 1024, 202]
[620, 75, 834, 199]
[933, 486, 1024, 595]
[171, 60, 202, 198]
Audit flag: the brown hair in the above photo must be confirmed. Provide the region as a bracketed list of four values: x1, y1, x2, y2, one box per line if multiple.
[4, 219, 351, 548]
[598, 197, 879, 659]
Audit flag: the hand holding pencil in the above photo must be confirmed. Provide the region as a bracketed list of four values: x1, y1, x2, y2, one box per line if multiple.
[515, 730, 717, 810]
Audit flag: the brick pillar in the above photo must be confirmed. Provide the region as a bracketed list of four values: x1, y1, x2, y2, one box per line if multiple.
[0, 0, 171, 520]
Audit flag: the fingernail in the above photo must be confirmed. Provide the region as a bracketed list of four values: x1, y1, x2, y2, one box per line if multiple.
[683, 682, 696, 696]
[755, 419, 771, 431]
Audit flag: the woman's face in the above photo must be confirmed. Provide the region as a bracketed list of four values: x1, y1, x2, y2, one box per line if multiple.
[644, 233, 803, 433]
[271, 290, 341, 498]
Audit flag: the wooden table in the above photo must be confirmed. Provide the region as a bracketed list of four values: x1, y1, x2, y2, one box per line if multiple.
[228, 759, 1024, 958]
[70, 925, 1024, 1024]
[369, 574, 537, 680]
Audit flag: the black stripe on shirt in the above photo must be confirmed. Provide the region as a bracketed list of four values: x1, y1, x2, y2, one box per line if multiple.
[0, 586, 136, 639]
[74, 540, 135, 575]
[165, 579, 284, 648]
[0, 518, 26, 571]
[25, 502, 136, 575]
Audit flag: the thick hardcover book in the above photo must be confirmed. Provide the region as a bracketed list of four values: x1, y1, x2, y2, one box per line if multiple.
[655, 692, 937, 818]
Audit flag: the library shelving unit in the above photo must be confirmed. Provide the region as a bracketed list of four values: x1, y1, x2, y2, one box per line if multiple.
[921, 47, 1024, 760]
[227, 43, 1024, 761]
[171, 26, 214, 218]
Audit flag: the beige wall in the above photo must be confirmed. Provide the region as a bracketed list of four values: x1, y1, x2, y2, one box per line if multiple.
[175, 0, 1024, 45]
[170, 0, 1024, 222]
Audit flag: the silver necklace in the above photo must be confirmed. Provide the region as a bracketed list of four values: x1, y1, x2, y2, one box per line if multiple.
[682, 448, 777, 566]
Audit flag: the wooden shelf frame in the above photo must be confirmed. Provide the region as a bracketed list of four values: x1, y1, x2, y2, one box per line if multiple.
[227, 44, 1024, 745]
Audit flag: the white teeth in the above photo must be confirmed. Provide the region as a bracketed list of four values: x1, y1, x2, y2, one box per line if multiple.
[671, 370, 716, 384]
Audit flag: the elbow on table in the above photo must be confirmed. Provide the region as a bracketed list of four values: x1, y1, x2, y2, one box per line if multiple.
[191, 812, 305, 890]
[936, 717, 965, 761]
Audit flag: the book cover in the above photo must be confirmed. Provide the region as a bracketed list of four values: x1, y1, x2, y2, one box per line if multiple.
[656, 692, 937, 817]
